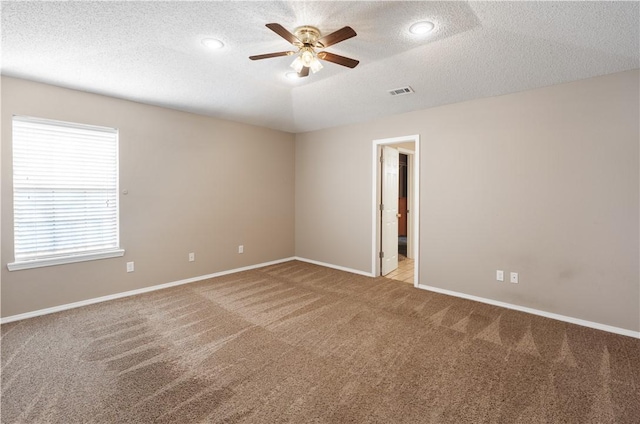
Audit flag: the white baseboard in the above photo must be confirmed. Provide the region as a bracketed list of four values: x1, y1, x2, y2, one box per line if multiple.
[417, 283, 640, 339]
[293, 256, 375, 277]
[0, 257, 296, 324]
[3, 257, 637, 340]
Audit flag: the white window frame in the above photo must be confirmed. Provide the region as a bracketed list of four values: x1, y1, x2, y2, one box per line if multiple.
[8, 115, 124, 271]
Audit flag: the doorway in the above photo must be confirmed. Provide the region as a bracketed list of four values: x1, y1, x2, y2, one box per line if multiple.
[371, 135, 420, 287]
[398, 152, 409, 258]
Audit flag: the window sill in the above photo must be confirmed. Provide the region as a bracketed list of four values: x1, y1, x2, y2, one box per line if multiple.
[7, 249, 125, 271]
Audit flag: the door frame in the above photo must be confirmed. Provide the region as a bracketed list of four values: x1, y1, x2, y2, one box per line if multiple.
[371, 134, 420, 287]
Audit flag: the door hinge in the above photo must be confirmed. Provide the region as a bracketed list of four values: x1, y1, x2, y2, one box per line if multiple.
[379, 203, 384, 211]
[380, 155, 384, 163]
[379, 251, 384, 258]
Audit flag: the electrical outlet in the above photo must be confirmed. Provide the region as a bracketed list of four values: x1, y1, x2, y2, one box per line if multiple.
[126, 262, 134, 273]
[238, 245, 244, 254]
[189, 252, 195, 262]
[510, 272, 518, 284]
[496, 270, 504, 282]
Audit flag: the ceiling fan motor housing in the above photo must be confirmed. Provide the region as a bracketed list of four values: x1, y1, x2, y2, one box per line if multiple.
[294, 26, 322, 47]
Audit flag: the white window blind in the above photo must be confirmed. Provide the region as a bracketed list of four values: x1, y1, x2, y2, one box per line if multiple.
[9, 116, 123, 270]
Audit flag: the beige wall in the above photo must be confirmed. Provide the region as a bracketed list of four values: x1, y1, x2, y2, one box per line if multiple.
[295, 70, 639, 332]
[3, 71, 638, 332]
[1, 77, 295, 317]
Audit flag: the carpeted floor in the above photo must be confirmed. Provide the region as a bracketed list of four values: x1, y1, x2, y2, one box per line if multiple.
[2, 260, 639, 423]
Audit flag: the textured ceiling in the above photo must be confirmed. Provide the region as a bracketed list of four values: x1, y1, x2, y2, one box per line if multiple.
[1, 1, 638, 133]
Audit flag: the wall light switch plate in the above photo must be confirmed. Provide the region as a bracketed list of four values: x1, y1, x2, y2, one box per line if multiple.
[510, 272, 518, 284]
[496, 270, 504, 282]
[126, 262, 134, 273]
[189, 252, 195, 262]
[238, 245, 244, 254]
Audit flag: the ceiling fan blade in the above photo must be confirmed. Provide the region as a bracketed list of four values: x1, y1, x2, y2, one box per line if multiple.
[298, 66, 310, 77]
[249, 51, 294, 60]
[266, 23, 300, 45]
[316, 26, 356, 48]
[317, 51, 359, 68]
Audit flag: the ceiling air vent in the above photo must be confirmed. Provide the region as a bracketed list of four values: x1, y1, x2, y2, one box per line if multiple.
[388, 86, 414, 96]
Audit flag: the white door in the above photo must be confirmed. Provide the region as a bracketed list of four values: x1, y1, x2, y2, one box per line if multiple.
[381, 146, 399, 276]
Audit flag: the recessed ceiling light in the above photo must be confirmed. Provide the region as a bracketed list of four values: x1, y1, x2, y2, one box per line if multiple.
[409, 21, 435, 35]
[285, 71, 300, 80]
[202, 38, 224, 50]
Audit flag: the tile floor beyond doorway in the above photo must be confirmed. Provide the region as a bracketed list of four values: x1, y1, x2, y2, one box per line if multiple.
[386, 256, 414, 285]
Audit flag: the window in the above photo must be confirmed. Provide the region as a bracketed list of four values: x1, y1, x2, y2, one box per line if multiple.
[8, 116, 123, 271]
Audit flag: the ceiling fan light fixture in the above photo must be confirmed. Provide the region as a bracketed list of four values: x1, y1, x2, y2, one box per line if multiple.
[409, 21, 435, 35]
[309, 58, 323, 73]
[290, 56, 304, 73]
[301, 49, 314, 67]
[291, 47, 323, 74]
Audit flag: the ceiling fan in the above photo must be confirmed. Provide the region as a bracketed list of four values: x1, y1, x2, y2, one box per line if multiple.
[249, 23, 359, 77]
